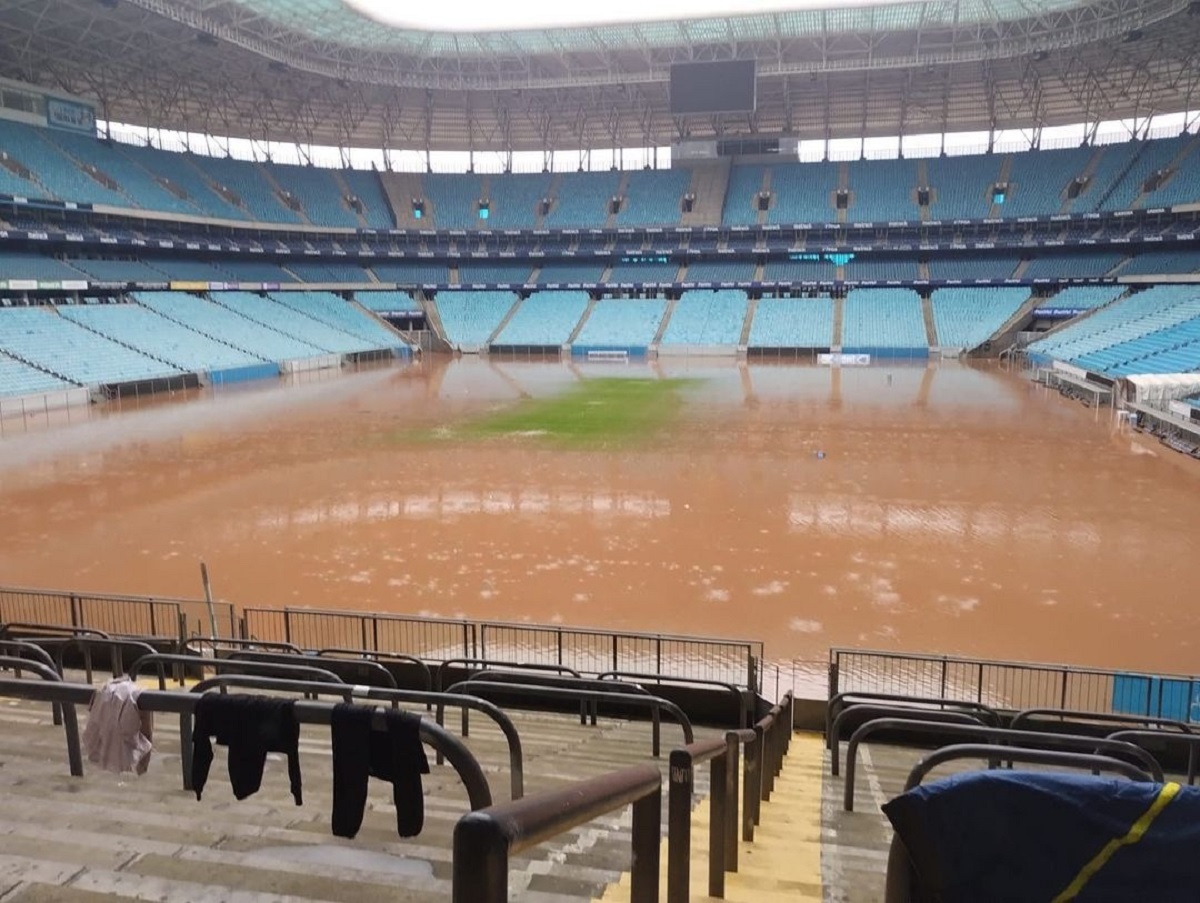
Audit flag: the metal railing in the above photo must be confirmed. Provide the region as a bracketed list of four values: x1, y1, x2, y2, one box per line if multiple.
[433, 658, 582, 692]
[830, 706, 990, 776]
[1, 585, 236, 640]
[128, 653, 344, 689]
[226, 651, 397, 689]
[598, 670, 751, 728]
[0, 677, 493, 810]
[829, 647, 1200, 719]
[453, 764, 662, 903]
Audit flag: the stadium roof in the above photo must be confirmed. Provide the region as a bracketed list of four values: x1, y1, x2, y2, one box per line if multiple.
[0, 0, 1197, 152]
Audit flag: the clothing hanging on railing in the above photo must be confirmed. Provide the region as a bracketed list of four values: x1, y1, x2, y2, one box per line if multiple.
[330, 703, 429, 839]
[191, 694, 302, 805]
[82, 675, 153, 775]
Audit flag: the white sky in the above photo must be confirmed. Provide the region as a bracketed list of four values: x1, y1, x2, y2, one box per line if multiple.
[342, 0, 902, 32]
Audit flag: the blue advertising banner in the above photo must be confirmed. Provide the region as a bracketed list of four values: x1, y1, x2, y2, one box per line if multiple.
[45, 97, 96, 135]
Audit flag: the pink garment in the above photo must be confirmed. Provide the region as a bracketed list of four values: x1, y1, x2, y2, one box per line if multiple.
[82, 676, 153, 775]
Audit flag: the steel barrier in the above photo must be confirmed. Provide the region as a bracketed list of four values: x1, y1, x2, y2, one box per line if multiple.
[227, 651, 397, 689]
[0, 660, 79, 775]
[825, 691, 1002, 748]
[1106, 729, 1200, 786]
[597, 670, 751, 728]
[128, 653, 344, 689]
[830, 706, 989, 776]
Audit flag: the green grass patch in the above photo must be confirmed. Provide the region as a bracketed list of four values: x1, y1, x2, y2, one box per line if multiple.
[461, 377, 692, 448]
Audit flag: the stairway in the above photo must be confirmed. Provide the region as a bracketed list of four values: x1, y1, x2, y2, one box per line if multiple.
[1063, 146, 1105, 213]
[539, 174, 563, 229]
[258, 163, 312, 226]
[331, 170, 369, 228]
[53, 303, 184, 372]
[757, 169, 772, 226]
[598, 733, 824, 903]
[419, 295, 453, 351]
[605, 171, 632, 229]
[836, 162, 850, 225]
[738, 296, 759, 347]
[566, 297, 599, 349]
[921, 294, 938, 347]
[1091, 143, 1150, 212]
[831, 296, 845, 348]
[680, 160, 732, 227]
[651, 298, 678, 350]
[378, 172, 428, 228]
[916, 159, 930, 223]
[485, 295, 524, 348]
[32, 131, 137, 210]
[1131, 133, 1200, 210]
[986, 154, 1015, 219]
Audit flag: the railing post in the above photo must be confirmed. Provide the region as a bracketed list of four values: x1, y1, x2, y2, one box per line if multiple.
[748, 652, 757, 696]
[70, 594, 81, 630]
[452, 812, 509, 903]
[360, 618, 370, 653]
[939, 656, 948, 698]
[630, 783, 662, 903]
[475, 624, 482, 661]
[283, 609, 292, 645]
[651, 703, 661, 758]
[742, 730, 760, 841]
[724, 733, 740, 872]
[709, 752, 728, 899]
[556, 628, 563, 667]
[611, 634, 619, 672]
[667, 749, 693, 903]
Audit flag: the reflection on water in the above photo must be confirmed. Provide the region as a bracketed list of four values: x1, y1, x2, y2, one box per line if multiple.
[0, 356, 1197, 676]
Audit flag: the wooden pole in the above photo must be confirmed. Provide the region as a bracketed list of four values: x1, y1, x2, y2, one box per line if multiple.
[200, 561, 218, 641]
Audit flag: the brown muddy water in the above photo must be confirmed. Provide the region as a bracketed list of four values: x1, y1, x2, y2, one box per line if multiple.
[0, 358, 1197, 679]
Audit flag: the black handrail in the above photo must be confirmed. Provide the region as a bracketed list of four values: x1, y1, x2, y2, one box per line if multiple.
[904, 744, 1155, 791]
[597, 670, 751, 728]
[183, 636, 303, 655]
[668, 736, 730, 903]
[743, 693, 793, 842]
[128, 653, 344, 689]
[460, 670, 654, 728]
[187, 674, 525, 800]
[826, 691, 1001, 748]
[1010, 707, 1193, 735]
[446, 679, 692, 756]
[1106, 729, 1200, 786]
[0, 640, 60, 675]
[49, 637, 160, 684]
[0, 623, 111, 640]
[434, 657, 581, 692]
[830, 706, 987, 776]
[843, 718, 1164, 812]
[226, 650, 397, 689]
[0, 677, 492, 810]
[0, 660, 80, 776]
[316, 648, 433, 691]
[453, 764, 661, 903]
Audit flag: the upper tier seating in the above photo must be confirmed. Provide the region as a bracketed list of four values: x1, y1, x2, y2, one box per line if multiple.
[0, 306, 182, 385]
[1001, 146, 1093, 217]
[536, 261, 606, 283]
[210, 292, 375, 353]
[573, 299, 668, 349]
[1137, 139, 1200, 208]
[607, 260, 680, 283]
[354, 291, 420, 313]
[747, 297, 834, 348]
[0, 252, 87, 282]
[267, 164, 360, 228]
[767, 162, 839, 224]
[846, 158, 918, 223]
[370, 262, 451, 284]
[58, 302, 263, 371]
[925, 154, 1003, 220]
[844, 258, 917, 282]
[114, 144, 248, 220]
[434, 291, 518, 350]
[684, 260, 757, 282]
[0, 351, 75, 397]
[1094, 136, 1189, 212]
[927, 256, 1020, 281]
[761, 258, 837, 283]
[283, 261, 375, 283]
[0, 119, 127, 207]
[1029, 284, 1200, 363]
[930, 287, 1029, 349]
[1022, 253, 1124, 280]
[267, 292, 402, 348]
[186, 155, 302, 223]
[659, 290, 748, 346]
[842, 288, 927, 352]
[1076, 141, 1141, 211]
[146, 258, 234, 282]
[135, 292, 322, 360]
[722, 166, 766, 226]
[543, 172, 622, 228]
[65, 258, 167, 283]
[1039, 286, 1126, 310]
[482, 173, 553, 230]
[492, 291, 590, 347]
[457, 262, 533, 284]
[615, 169, 689, 226]
[424, 173, 485, 230]
[1116, 249, 1200, 276]
[218, 260, 300, 283]
[340, 169, 396, 230]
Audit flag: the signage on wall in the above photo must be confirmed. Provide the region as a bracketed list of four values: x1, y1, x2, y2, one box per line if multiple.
[45, 97, 96, 135]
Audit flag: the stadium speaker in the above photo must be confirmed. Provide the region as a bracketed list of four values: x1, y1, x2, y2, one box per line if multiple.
[196, 32, 219, 47]
[756, 190, 771, 211]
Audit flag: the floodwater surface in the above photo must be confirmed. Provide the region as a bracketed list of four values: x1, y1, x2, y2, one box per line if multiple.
[1, 358, 1197, 678]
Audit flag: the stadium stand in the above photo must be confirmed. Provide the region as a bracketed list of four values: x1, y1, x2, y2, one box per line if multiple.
[606, 260, 680, 283]
[844, 257, 918, 282]
[134, 292, 322, 360]
[536, 261, 606, 283]
[684, 260, 757, 283]
[0, 306, 183, 385]
[930, 287, 1029, 349]
[659, 290, 748, 347]
[339, 168, 396, 229]
[722, 165, 767, 226]
[1022, 252, 1125, 280]
[65, 258, 168, 283]
[572, 298, 668, 350]
[282, 261, 375, 283]
[761, 258, 838, 283]
[0, 252, 87, 282]
[58, 302, 263, 370]
[216, 260, 298, 284]
[1095, 136, 1189, 212]
[846, 158, 918, 222]
[267, 163, 360, 228]
[842, 288, 927, 353]
[457, 261, 533, 284]
[1138, 140, 1200, 208]
[747, 297, 835, 349]
[115, 142, 249, 220]
[355, 291, 420, 313]
[1075, 141, 1141, 211]
[926, 256, 1020, 281]
[482, 173, 553, 229]
[266, 292, 404, 348]
[492, 290, 590, 347]
[145, 258, 233, 282]
[1001, 145, 1093, 217]
[0, 119, 128, 207]
[543, 171, 621, 228]
[925, 153, 1003, 220]
[370, 261, 452, 285]
[766, 162, 839, 224]
[210, 292, 378, 353]
[1039, 285, 1126, 310]
[423, 173, 485, 229]
[1116, 249, 1200, 276]
[186, 155, 302, 223]
[434, 291, 518, 350]
[0, 349, 75, 396]
[615, 168, 689, 226]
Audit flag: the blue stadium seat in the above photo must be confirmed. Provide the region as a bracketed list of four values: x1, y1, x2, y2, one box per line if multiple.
[931, 287, 1028, 348]
[927, 257, 1019, 281]
[846, 158, 918, 222]
[371, 262, 451, 285]
[457, 262, 533, 284]
[434, 291, 518, 350]
[268, 164, 360, 227]
[0, 351, 76, 397]
[660, 290, 748, 346]
[842, 288, 927, 353]
[1022, 253, 1124, 280]
[747, 297, 834, 348]
[210, 292, 376, 353]
[615, 169, 689, 226]
[492, 291, 590, 347]
[543, 172, 621, 228]
[684, 260, 757, 283]
[135, 292, 322, 361]
[423, 173, 485, 230]
[355, 291, 420, 313]
[536, 261, 606, 284]
[573, 299, 667, 349]
[483, 173, 553, 230]
[267, 292, 403, 348]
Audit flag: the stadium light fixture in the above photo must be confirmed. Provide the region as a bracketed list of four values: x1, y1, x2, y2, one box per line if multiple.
[344, 0, 904, 32]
